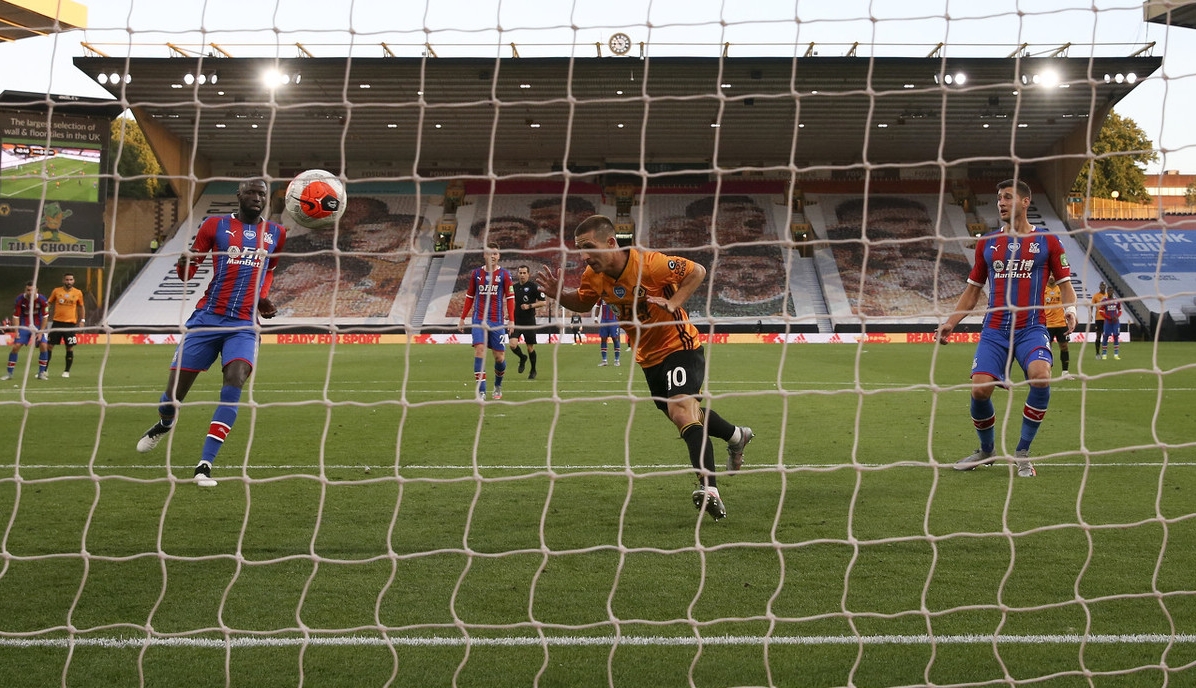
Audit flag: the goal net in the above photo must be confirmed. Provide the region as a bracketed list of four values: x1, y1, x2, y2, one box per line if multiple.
[2, 2, 1195, 687]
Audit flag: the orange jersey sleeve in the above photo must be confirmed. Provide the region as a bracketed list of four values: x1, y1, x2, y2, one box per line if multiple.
[577, 248, 700, 368]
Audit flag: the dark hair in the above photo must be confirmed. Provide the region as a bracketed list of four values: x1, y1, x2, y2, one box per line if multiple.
[574, 214, 616, 238]
[485, 242, 501, 251]
[239, 177, 268, 190]
[25, 281, 34, 287]
[997, 178, 1032, 198]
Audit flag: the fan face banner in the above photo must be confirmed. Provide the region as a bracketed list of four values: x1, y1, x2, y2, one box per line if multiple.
[0, 109, 108, 267]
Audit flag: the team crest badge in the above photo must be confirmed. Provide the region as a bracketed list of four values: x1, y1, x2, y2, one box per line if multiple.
[613, 286, 626, 298]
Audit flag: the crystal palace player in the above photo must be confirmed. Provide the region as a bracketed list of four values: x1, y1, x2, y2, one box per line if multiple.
[457, 243, 515, 400]
[3, 282, 50, 381]
[1097, 289, 1123, 360]
[537, 215, 753, 521]
[509, 264, 546, 380]
[136, 178, 286, 487]
[937, 179, 1077, 478]
[596, 298, 621, 366]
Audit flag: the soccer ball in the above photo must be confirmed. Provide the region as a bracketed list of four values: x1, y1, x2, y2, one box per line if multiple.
[284, 169, 347, 230]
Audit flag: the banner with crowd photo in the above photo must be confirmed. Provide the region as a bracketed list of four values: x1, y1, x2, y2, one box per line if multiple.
[801, 194, 977, 323]
[106, 182, 443, 328]
[1088, 223, 1196, 325]
[422, 191, 804, 326]
[0, 109, 108, 267]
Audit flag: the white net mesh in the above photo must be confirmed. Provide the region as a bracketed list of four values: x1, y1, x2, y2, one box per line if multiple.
[2, 3, 1196, 687]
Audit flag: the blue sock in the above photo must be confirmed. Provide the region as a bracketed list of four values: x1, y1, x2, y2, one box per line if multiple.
[601, 344, 608, 362]
[474, 356, 485, 395]
[970, 397, 996, 453]
[6, 352, 15, 373]
[494, 359, 506, 390]
[201, 385, 241, 465]
[157, 391, 178, 428]
[1017, 385, 1051, 452]
[38, 351, 48, 374]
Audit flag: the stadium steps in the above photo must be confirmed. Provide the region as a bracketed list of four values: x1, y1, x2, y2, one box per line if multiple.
[411, 254, 445, 329]
[797, 256, 834, 333]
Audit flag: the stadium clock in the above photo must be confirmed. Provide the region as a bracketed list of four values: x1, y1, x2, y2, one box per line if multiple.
[608, 32, 632, 55]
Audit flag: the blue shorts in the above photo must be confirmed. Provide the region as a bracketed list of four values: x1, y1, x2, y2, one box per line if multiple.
[470, 323, 508, 351]
[972, 326, 1053, 382]
[14, 328, 47, 347]
[1102, 320, 1120, 338]
[599, 324, 620, 341]
[172, 311, 259, 372]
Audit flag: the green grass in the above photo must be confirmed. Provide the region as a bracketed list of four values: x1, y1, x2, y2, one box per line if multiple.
[1, 154, 101, 203]
[2, 342, 1195, 687]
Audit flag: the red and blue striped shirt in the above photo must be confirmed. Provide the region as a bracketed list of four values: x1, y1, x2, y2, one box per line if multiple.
[462, 267, 515, 325]
[190, 214, 287, 321]
[599, 300, 618, 323]
[12, 292, 48, 329]
[967, 229, 1071, 332]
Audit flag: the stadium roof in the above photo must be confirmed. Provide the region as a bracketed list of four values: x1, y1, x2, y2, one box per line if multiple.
[1144, 0, 1196, 30]
[69, 54, 1160, 175]
[0, 0, 86, 42]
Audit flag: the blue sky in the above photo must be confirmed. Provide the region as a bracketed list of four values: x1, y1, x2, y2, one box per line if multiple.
[2, 0, 1192, 174]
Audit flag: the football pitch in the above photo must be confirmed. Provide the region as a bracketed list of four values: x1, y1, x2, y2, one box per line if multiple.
[0, 156, 100, 202]
[1, 342, 1194, 687]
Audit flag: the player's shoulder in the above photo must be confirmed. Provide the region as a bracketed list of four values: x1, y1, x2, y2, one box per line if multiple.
[200, 214, 226, 229]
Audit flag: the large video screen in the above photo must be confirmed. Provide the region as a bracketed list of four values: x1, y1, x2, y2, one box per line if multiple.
[0, 110, 108, 267]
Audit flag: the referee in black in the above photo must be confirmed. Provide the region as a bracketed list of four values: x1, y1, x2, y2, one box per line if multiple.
[510, 265, 547, 380]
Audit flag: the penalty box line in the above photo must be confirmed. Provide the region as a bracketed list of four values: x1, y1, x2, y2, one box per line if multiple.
[2, 631, 1196, 650]
[2, 633, 1196, 649]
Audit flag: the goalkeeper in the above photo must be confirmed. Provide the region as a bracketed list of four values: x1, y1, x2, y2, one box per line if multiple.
[537, 215, 753, 521]
[136, 178, 287, 487]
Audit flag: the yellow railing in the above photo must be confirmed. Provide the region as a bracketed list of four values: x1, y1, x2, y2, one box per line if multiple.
[1068, 198, 1160, 221]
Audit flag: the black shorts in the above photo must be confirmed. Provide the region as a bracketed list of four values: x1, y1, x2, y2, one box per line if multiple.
[642, 347, 706, 413]
[513, 324, 539, 346]
[48, 321, 78, 347]
[1047, 326, 1069, 345]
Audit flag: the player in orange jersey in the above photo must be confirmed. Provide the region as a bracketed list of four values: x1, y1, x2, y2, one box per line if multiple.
[46, 273, 86, 378]
[537, 215, 753, 521]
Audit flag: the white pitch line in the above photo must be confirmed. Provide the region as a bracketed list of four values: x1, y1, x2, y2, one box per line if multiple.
[1, 633, 1193, 649]
[4, 462, 1196, 472]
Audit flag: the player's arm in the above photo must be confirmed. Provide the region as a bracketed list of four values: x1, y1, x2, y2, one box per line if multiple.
[646, 259, 706, 314]
[458, 273, 476, 331]
[1059, 280, 1078, 333]
[505, 279, 516, 330]
[535, 266, 598, 314]
[936, 283, 984, 344]
[256, 230, 285, 319]
[177, 221, 215, 281]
